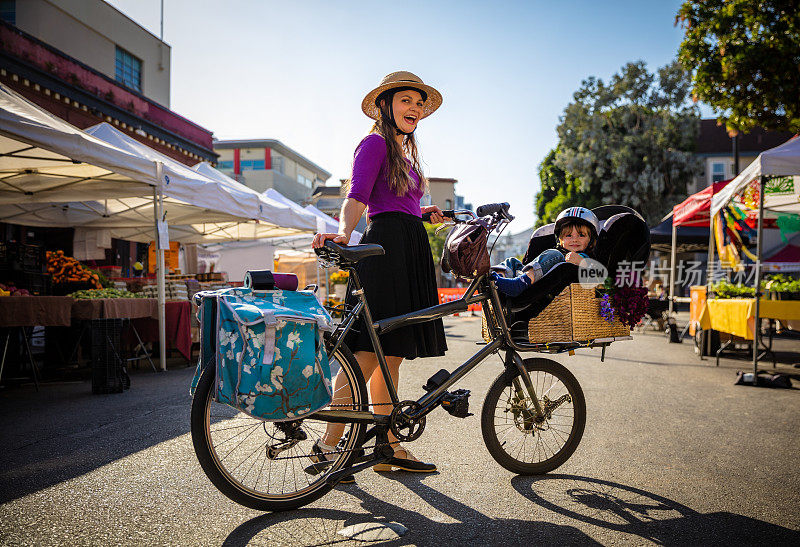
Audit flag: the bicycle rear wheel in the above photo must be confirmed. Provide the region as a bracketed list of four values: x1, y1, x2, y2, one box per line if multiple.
[481, 358, 586, 475]
[190, 342, 368, 511]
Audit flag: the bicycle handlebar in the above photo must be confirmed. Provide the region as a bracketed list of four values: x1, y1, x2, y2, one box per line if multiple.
[476, 202, 513, 220]
[421, 209, 456, 222]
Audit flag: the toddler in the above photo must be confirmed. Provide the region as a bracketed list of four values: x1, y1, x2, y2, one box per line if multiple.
[491, 207, 600, 297]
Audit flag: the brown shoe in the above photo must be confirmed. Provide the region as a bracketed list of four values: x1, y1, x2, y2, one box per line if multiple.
[374, 446, 436, 473]
[308, 440, 355, 483]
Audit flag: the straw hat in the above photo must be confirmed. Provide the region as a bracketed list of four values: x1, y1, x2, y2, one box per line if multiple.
[361, 71, 443, 121]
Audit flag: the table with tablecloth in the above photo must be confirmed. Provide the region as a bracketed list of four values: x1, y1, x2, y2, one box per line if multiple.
[698, 299, 800, 340]
[131, 300, 192, 361]
[0, 296, 74, 327]
[69, 298, 191, 361]
[71, 298, 157, 320]
[0, 296, 74, 388]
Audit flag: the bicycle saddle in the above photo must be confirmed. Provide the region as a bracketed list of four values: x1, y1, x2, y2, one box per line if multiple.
[317, 240, 385, 263]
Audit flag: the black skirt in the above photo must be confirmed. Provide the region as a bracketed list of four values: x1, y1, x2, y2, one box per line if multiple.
[343, 212, 447, 360]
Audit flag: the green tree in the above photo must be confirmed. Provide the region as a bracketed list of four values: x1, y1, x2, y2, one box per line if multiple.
[554, 60, 701, 225]
[535, 148, 600, 226]
[676, 0, 800, 133]
[425, 222, 447, 264]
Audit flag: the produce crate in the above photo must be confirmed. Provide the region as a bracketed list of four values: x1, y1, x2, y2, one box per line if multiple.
[90, 319, 130, 394]
[0, 242, 45, 272]
[52, 281, 96, 296]
[482, 283, 629, 344]
[99, 265, 122, 278]
[0, 270, 52, 295]
[21, 272, 52, 296]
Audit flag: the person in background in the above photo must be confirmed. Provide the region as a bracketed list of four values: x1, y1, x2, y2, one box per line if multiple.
[312, 71, 447, 474]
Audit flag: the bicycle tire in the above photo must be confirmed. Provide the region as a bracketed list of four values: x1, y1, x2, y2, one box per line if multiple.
[481, 357, 586, 475]
[191, 341, 368, 511]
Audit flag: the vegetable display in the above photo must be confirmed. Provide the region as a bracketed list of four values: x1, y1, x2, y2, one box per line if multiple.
[69, 288, 146, 299]
[0, 283, 30, 296]
[46, 251, 102, 288]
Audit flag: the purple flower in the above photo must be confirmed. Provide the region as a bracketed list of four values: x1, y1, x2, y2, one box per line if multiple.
[600, 293, 615, 323]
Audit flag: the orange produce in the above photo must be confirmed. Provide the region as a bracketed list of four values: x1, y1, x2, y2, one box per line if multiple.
[46, 251, 102, 289]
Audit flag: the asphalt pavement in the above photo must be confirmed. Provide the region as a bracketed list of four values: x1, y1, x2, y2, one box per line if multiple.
[1, 315, 799, 546]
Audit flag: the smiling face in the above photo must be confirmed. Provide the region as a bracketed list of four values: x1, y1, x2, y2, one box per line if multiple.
[558, 224, 592, 253]
[391, 89, 425, 133]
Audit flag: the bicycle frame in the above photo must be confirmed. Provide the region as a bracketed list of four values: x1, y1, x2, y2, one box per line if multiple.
[315, 263, 544, 425]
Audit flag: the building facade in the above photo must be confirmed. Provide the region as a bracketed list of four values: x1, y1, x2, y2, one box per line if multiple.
[0, 0, 215, 165]
[213, 139, 332, 203]
[689, 119, 794, 194]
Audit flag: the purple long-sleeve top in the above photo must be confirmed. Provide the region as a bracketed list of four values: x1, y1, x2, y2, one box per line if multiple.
[346, 133, 423, 218]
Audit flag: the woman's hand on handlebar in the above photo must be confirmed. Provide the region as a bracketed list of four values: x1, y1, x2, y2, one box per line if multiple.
[421, 205, 446, 224]
[312, 232, 348, 249]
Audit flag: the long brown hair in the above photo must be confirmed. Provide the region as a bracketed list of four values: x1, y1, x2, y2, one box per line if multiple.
[371, 95, 428, 196]
[344, 92, 428, 198]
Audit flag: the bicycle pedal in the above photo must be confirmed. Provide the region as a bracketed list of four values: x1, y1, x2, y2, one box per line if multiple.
[441, 389, 472, 418]
[423, 369, 451, 392]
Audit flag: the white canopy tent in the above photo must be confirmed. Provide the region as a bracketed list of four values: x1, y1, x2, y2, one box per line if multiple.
[0, 85, 317, 369]
[0, 122, 319, 243]
[0, 84, 158, 203]
[710, 136, 800, 381]
[192, 161, 317, 235]
[263, 188, 361, 244]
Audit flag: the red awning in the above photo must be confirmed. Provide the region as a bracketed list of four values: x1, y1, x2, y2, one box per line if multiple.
[765, 244, 800, 262]
[672, 179, 732, 227]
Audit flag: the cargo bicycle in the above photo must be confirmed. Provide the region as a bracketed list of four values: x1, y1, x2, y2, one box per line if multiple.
[191, 203, 623, 511]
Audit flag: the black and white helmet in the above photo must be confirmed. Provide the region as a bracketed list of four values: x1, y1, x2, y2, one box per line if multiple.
[555, 207, 600, 237]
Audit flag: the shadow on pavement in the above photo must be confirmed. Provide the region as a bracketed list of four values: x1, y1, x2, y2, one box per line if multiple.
[0, 367, 195, 504]
[222, 472, 800, 545]
[512, 474, 800, 545]
[223, 474, 596, 546]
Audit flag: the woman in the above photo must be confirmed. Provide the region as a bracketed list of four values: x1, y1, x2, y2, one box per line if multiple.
[312, 71, 447, 473]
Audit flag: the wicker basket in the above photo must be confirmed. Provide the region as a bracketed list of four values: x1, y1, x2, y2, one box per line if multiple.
[481, 283, 629, 344]
[530, 284, 629, 343]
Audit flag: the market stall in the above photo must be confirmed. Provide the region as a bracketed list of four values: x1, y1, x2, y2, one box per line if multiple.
[0, 85, 317, 375]
[0, 296, 74, 389]
[665, 179, 732, 314]
[709, 136, 800, 379]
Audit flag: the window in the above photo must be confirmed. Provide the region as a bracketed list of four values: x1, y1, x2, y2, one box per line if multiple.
[445, 199, 453, 209]
[240, 160, 265, 171]
[272, 157, 284, 174]
[115, 46, 142, 92]
[0, 1, 15, 25]
[297, 174, 313, 188]
[217, 161, 234, 170]
[711, 162, 726, 183]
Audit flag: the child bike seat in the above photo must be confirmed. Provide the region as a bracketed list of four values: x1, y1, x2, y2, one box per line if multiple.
[509, 205, 650, 322]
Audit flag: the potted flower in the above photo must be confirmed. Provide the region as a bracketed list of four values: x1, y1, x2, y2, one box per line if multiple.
[598, 277, 649, 328]
[711, 280, 756, 299]
[329, 270, 349, 300]
[765, 274, 800, 300]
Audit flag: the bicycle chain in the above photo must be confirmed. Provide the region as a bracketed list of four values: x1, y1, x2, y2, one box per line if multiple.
[269, 402, 402, 460]
[271, 440, 399, 461]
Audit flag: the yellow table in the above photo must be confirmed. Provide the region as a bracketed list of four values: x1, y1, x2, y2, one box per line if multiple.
[698, 298, 800, 340]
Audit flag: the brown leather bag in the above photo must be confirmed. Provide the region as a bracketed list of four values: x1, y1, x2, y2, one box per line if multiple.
[440, 218, 490, 279]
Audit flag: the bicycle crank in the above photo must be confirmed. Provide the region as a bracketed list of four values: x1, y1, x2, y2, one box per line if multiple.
[389, 401, 426, 442]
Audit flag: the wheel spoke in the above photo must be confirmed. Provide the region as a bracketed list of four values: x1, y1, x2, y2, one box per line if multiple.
[486, 362, 584, 472]
[192, 346, 367, 507]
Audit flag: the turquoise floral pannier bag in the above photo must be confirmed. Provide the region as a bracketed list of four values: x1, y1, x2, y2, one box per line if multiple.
[190, 286, 334, 422]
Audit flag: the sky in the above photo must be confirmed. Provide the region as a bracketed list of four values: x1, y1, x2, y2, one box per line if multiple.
[106, 0, 689, 232]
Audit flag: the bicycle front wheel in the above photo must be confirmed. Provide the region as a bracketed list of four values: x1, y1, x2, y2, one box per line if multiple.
[481, 358, 586, 475]
[190, 342, 368, 511]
